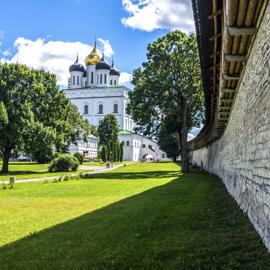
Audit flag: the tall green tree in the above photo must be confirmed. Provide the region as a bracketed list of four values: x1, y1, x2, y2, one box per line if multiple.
[101, 146, 107, 162]
[157, 123, 180, 162]
[98, 114, 120, 163]
[0, 63, 90, 172]
[98, 114, 119, 145]
[120, 142, 124, 162]
[127, 30, 204, 172]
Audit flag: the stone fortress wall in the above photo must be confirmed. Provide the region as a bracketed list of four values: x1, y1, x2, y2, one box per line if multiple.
[192, 3, 270, 249]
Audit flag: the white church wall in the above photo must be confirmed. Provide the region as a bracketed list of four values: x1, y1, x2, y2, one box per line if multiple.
[110, 75, 119, 86]
[70, 71, 83, 88]
[65, 87, 132, 131]
[96, 70, 110, 87]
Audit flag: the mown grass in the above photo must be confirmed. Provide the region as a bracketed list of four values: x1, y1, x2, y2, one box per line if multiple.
[0, 162, 269, 269]
[0, 162, 90, 181]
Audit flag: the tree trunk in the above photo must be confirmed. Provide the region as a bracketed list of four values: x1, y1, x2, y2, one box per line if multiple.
[2, 148, 11, 173]
[180, 97, 189, 173]
[173, 156, 177, 162]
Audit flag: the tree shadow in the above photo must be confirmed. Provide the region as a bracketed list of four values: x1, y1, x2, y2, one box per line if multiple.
[0, 172, 269, 269]
[0, 170, 47, 176]
[83, 170, 180, 180]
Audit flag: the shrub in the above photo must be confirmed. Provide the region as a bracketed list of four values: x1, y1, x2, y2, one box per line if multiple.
[73, 152, 84, 164]
[49, 154, 79, 172]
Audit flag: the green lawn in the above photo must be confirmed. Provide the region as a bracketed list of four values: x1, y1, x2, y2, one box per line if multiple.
[0, 162, 269, 269]
[0, 162, 91, 181]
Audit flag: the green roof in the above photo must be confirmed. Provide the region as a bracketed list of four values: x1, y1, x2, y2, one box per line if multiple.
[119, 130, 134, 135]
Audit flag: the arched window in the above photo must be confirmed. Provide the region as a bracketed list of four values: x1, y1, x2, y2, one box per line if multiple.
[72, 75, 75, 85]
[77, 75, 80, 85]
[84, 105, 89, 114]
[91, 72, 94, 84]
[104, 74, 107, 84]
[100, 74, 103, 84]
[114, 80, 117, 85]
[110, 80, 113, 85]
[126, 141, 130, 146]
[98, 104, 103, 114]
[113, 103, 118, 113]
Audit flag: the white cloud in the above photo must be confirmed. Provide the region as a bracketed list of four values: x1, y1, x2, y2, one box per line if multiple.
[121, 0, 194, 32]
[187, 133, 195, 141]
[0, 37, 119, 87]
[2, 50, 11, 57]
[1, 37, 91, 86]
[119, 72, 132, 86]
[187, 126, 203, 141]
[0, 31, 4, 40]
[98, 38, 114, 58]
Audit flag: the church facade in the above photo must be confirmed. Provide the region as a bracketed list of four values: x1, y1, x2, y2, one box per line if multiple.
[63, 41, 167, 161]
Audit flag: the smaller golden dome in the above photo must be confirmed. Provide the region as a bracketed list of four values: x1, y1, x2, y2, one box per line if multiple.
[85, 41, 101, 66]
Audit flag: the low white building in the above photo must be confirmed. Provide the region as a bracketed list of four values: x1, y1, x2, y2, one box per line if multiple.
[69, 134, 98, 159]
[63, 39, 167, 161]
[119, 131, 167, 161]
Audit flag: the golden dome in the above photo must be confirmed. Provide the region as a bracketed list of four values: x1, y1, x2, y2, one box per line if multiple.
[85, 41, 101, 66]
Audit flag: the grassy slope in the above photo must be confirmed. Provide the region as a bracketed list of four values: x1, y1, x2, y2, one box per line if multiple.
[0, 162, 90, 181]
[0, 162, 269, 269]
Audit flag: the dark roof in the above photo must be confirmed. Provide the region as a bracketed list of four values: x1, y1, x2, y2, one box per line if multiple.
[192, 0, 222, 127]
[69, 55, 85, 73]
[188, 0, 223, 149]
[110, 61, 120, 76]
[96, 54, 111, 70]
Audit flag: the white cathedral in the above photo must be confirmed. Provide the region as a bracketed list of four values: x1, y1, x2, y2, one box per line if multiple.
[63, 41, 167, 161]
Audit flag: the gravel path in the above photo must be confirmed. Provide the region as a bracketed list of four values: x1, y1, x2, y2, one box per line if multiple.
[2, 164, 127, 184]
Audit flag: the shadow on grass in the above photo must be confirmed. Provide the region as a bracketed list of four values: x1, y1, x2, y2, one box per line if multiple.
[0, 170, 48, 176]
[83, 170, 180, 180]
[0, 171, 269, 269]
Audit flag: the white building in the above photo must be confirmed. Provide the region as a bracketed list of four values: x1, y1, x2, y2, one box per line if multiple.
[119, 131, 167, 161]
[63, 41, 167, 161]
[69, 134, 98, 159]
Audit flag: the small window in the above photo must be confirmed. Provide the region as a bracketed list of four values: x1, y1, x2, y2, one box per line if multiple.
[110, 80, 113, 85]
[126, 141, 130, 146]
[142, 144, 146, 148]
[91, 72, 94, 84]
[72, 75, 75, 85]
[113, 104, 118, 113]
[97, 75, 99, 84]
[84, 105, 89, 114]
[104, 74, 107, 84]
[162, 154, 165, 158]
[98, 104, 103, 114]
[100, 74, 103, 84]
[114, 80, 117, 85]
[77, 75, 80, 85]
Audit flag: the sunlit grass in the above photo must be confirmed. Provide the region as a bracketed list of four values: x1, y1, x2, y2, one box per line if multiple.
[0, 162, 90, 181]
[0, 162, 269, 269]
[0, 162, 178, 246]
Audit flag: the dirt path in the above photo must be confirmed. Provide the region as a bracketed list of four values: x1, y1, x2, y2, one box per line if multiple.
[2, 164, 128, 184]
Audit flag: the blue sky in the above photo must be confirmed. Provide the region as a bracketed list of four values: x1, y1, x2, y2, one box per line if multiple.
[0, 0, 194, 87]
